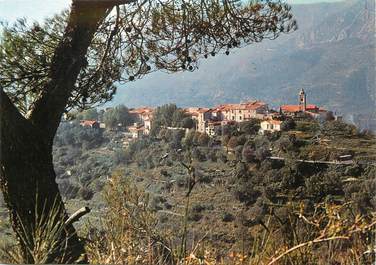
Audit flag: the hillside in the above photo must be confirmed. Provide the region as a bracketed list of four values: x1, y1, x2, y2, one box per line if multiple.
[111, 0, 375, 128]
[1, 107, 376, 263]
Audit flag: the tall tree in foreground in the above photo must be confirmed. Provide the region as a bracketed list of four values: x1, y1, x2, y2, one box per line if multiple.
[0, 0, 296, 263]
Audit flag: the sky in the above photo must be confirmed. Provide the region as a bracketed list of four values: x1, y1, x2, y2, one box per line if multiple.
[0, 0, 345, 23]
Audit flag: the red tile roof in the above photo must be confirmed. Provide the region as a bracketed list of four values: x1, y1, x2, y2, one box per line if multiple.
[80, 120, 99, 126]
[129, 107, 154, 115]
[215, 101, 267, 111]
[262, 119, 282, 125]
[306, 104, 319, 110]
[197, 108, 211, 113]
[128, 125, 145, 132]
[281, 104, 318, 113]
[280, 105, 300, 113]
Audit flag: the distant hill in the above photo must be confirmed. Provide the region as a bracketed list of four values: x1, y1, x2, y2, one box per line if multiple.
[111, 0, 375, 123]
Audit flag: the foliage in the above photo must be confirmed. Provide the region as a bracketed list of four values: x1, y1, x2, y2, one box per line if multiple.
[0, 198, 86, 264]
[281, 118, 296, 131]
[103, 105, 134, 129]
[181, 117, 195, 129]
[54, 121, 104, 149]
[76, 108, 99, 121]
[323, 120, 358, 136]
[239, 119, 261, 135]
[295, 121, 319, 133]
[227, 136, 238, 150]
[197, 133, 209, 147]
[85, 175, 172, 264]
[150, 104, 192, 136]
[183, 131, 209, 148]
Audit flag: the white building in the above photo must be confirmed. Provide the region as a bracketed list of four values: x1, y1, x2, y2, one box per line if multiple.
[260, 120, 282, 134]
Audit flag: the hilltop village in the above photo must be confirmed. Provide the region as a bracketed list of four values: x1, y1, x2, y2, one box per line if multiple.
[20, 87, 372, 265]
[77, 89, 340, 145]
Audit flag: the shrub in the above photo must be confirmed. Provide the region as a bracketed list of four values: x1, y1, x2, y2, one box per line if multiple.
[242, 145, 255, 163]
[170, 130, 185, 149]
[103, 105, 133, 129]
[182, 130, 195, 148]
[113, 149, 130, 165]
[191, 203, 207, 213]
[150, 196, 165, 211]
[188, 212, 203, 222]
[58, 180, 79, 199]
[322, 120, 358, 136]
[198, 173, 213, 184]
[238, 119, 261, 135]
[207, 150, 217, 162]
[255, 146, 271, 162]
[222, 212, 235, 222]
[192, 148, 206, 162]
[198, 133, 209, 146]
[235, 145, 244, 161]
[86, 176, 171, 264]
[217, 151, 228, 163]
[222, 135, 230, 147]
[234, 184, 261, 205]
[281, 118, 296, 131]
[78, 186, 94, 201]
[181, 117, 195, 129]
[227, 136, 238, 150]
[295, 121, 319, 133]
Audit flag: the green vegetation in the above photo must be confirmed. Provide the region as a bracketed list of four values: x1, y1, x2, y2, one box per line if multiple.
[1, 107, 375, 264]
[150, 104, 195, 136]
[103, 105, 134, 129]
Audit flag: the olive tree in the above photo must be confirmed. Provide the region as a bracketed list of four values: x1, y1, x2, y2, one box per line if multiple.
[0, 0, 296, 262]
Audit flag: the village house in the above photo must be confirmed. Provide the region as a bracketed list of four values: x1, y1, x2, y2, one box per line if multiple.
[127, 123, 145, 139]
[196, 108, 213, 133]
[184, 107, 201, 121]
[129, 107, 154, 135]
[129, 107, 154, 123]
[205, 121, 222, 136]
[217, 100, 269, 122]
[259, 119, 282, 134]
[194, 100, 268, 135]
[144, 118, 152, 135]
[79, 120, 100, 129]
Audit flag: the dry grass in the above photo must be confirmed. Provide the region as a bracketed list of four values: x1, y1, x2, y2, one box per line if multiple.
[0, 197, 85, 264]
[1, 175, 375, 264]
[85, 174, 174, 264]
[84, 174, 376, 265]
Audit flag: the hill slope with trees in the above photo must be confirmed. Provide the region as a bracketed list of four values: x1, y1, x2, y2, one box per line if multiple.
[3, 105, 375, 263]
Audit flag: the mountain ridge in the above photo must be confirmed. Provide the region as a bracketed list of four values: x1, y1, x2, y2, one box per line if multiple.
[111, 0, 375, 126]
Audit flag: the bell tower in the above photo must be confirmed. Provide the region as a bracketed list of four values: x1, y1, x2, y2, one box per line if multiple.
[299, 88, 306, 111]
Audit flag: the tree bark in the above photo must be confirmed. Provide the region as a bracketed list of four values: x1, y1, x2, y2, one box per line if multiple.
[1, 1, 113, 263]
[1, 89, 85, 263]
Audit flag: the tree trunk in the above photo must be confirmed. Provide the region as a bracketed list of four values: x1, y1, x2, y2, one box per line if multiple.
[0, 90, 85, 263]
[0, 2, 113, 263]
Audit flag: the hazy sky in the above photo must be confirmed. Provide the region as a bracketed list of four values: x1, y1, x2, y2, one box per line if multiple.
[0, 0, 345, 23]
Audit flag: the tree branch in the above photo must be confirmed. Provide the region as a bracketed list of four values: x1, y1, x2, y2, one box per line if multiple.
[65, 207, 91, 226]
[0, 89, 22, 121]
[0, 89, 31, 144]
[74, 0, 137, 4]
[267, 236, 350, 265]
[27, 2, 112, 144]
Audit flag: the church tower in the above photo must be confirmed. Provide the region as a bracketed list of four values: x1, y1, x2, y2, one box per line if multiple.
[299, 88, 306, 111]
